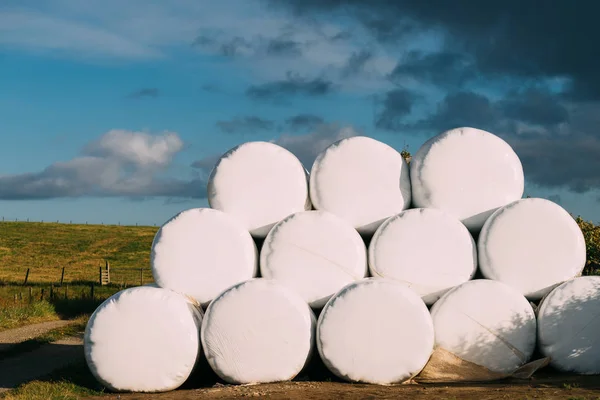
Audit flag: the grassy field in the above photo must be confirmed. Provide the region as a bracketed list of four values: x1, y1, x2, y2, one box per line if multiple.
[0, 221, 158, 330]
[0, 222, 158, 285]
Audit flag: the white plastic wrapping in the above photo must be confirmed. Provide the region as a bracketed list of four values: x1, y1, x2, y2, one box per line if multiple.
[430, 279, 537, 374]
[478, 198, 586, 300]
[537, 276, 600, 374]
[260, 210, 368, 308]
[369, 208, 477, 305]
[84, 286, 203, 392]
[201, 279, 316, 384]
[207, 141, 311, 238]
[317, 278, 434, 384]
[151, 208, 257, 307]
[309, 136, 411, 235]
[410, 127, 524, 232]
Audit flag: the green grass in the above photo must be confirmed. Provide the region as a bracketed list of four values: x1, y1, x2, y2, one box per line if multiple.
[0, 284, 126, 331]
[0, 301, 58, 331]
[0, 221, 157, 329]
[1, 360, 105, 400]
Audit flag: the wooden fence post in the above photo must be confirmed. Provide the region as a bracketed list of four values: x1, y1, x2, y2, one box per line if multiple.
[28, 287, 32, 303]
[40, 288, 45, 301]
[23, 268, 30, 286]
[60, 267, 65, 287]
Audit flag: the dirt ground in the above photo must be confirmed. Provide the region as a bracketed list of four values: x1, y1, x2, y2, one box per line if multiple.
[83, 356, 600, 400]
[85, 374, 600, 400]
[0, 320, 73, 349]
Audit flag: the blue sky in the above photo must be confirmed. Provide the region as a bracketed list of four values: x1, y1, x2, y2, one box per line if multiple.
[1, 0, 599, 225]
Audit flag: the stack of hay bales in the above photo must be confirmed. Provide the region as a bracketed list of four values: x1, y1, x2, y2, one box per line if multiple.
[83, 127, 598, 393]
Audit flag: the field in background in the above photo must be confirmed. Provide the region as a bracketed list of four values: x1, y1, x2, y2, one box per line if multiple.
[0, 222, 158, 285]
[0, 222, 158, 330]
[0, 217, 598, 331]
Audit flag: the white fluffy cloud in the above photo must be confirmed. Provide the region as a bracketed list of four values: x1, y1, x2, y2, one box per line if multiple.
[0, 130, 203, 199]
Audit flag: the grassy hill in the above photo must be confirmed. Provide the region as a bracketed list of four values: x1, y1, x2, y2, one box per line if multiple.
[0, 222, 158, 285]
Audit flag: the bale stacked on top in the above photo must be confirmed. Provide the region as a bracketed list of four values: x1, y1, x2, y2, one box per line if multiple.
[84, 126, 596, 392]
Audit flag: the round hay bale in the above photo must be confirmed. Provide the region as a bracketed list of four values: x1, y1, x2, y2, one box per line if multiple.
[84, 286, 203, 392]
[369, 208, 477, 305]
[537, 276, 600, 374]
[317, 278, 434, 384]
[309, 136, 411, 235]
[430, 279, 537, 374]
[260, 210, 367, 308]
[151, 208, 257, 306]
[478, 198, 586, 300]
[207, 141, 311, 238]
[410, 127, 524, 232]
[201, 279, 316, 384]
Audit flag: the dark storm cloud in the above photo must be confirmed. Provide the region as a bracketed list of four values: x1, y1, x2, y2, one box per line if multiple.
[405, 90, 600, 193]
[246, 72, 335, 102]
[216, 116, 275, 134]
[498, 88, 570, 127]
[414, 91, 501, 133]
[191, 124, 359, 171]
[389, 51, 477, 88]
[375, 89, 417, 131]
[126, 88, 159, 98]
[510, 136, 600, 194]
[341, 50, 373, 77]
[266, 38, 303, 56]
[192, 34, 252, 57]
[285, 114, 325, 131]
[271, 0, 600, 100]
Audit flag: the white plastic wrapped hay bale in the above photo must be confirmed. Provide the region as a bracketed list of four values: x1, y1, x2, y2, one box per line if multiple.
[309, 136, 411, 236]
[478, 198, 586, 300]
[201, 278, 316, 384]
[84, 286, 203, 392]
[317, 278, 434, 384]
[151, 208, 257, 307]
[410, 127, 524, 232]
[369, 208, 477, 305]
[424, 279, 537, 379]
[260, 210, 368, 308]
[207, 141, 311, 238]
[537, 276, 600, 374]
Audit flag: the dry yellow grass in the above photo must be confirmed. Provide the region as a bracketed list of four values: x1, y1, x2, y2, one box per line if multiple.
[0, 222, 158, 284]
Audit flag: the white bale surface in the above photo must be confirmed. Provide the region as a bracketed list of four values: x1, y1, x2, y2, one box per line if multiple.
[410, 127, 524, 232]
[151, 208, 257, 307]
[317, 278, 434, 384]
[260, 210, 368, 308]
[369, 208, 477, 305]
[309, 136, 411, 235]
[84, 286, 203, 392]
[430, 279, 537, 374]
[207, 141, 311, 238]
[478, 197, 586, 300]
[201, 279, 316, 384]
[537, 276, 600, 374]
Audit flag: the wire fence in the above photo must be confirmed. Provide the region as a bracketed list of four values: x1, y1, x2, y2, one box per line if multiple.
[0, 217, 157, 227]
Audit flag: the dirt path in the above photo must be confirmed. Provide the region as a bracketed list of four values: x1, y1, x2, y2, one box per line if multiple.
[0, 320, 75, 351]
[0, 333, 84, 392]
[85, 377, 600, 400]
